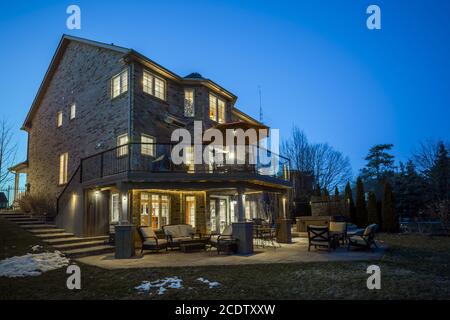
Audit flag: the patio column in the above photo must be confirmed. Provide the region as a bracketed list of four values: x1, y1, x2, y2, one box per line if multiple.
[237, 187, 245, 222]
[115, 183, 135, 259]
[13, 172, 20, 202]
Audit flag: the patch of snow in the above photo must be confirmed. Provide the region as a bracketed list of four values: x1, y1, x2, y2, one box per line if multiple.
[0, 251, 69, 278]
[31, 245, 43, 252]
[197, 277, 220, 288]
[135, 276, 183, 295]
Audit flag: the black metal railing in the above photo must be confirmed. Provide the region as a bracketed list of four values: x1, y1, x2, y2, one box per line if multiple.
[80, 143, 291, 183]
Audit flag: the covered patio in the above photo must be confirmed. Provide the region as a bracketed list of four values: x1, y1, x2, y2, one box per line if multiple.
[76, 237, 385, 269]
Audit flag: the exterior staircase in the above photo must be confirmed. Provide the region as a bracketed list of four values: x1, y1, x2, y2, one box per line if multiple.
[0, 211, 114, 258]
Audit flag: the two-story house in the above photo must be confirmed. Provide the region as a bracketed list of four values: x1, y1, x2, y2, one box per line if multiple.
[13, 35, 291, 238]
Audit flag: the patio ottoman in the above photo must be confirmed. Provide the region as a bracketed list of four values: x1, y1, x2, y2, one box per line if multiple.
[180, 242, 206, 253]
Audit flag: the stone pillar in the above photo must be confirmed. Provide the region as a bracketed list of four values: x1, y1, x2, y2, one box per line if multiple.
[277, 194, 292, 243]
[114, 224, 135, 259]
[232, 222, 253, 254]
[117, 183, 130, 224]
[13, 173, 19, 202]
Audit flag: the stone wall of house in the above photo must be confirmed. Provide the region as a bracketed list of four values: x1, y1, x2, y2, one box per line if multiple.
[27, 41, 129, 204]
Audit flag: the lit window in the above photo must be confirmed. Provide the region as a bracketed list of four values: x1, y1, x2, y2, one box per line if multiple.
[184, 89, 195, 117]
[143, 70, 166, 100]
[185, 196, 196, 227]
[117, 134, 129, 157]
[111, 69, 128, 98]
[111, 193, 119, 223]
[209, 93, 226, 123]
[141, 134, 155, 156]
[70, 104, 76, 120]
[57, 111, 63, 127]
[59, 152, 68, 185]
[185, 146, 195, 172]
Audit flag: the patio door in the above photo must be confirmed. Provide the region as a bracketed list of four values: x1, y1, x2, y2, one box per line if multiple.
[185, 196, 196, 227]
[210, 197, 229, 232]
[140, 193, 170, 229]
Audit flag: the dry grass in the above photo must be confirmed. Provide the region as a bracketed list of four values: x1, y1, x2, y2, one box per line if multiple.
[1, 218, 449, 300]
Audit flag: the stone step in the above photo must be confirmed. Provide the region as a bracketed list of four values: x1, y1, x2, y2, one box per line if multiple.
[62, 245, 115, 258]
[35, 232, 74, 239]
[8, 218, 41, 223]
[28, 228, 66, 234]
[53, 240, 109, 251]
[1, 215, 33, 219]
[43, 235, 109, 245]
[21, 224, 58, 229]
[15, 220, 45, 225]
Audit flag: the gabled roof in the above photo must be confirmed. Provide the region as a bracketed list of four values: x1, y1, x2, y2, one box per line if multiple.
[22, 35, 255, 131]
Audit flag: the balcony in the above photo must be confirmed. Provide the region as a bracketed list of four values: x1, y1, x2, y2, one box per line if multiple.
[80, 143, 291, 188]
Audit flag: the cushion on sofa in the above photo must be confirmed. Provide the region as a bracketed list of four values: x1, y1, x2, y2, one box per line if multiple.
[140, 226, 157, 239]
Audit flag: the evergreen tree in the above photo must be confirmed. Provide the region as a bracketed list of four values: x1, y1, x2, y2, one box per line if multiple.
[322, 187, 330, 201]
[429, 142, 450, 202]
[394, 160, 426, 218]
[344, 182, 356, 223]
[355, 177, 367, 227]
[334, 186, 340, 201]
[314, 184, 322, 197]
[382, 181, 397, 232]
[367, 192, 379, 225]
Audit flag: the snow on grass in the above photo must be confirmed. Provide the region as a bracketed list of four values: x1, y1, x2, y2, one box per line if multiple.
[197, 277, 220, 288]
[31, 245, 43, 252]
[135, 276, 183, 295]
[0, 251, 69, 278]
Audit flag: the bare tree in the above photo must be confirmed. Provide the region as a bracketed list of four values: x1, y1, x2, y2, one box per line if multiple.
[413, 139, 450, 174]
[282, 126, 352, 190]
[0, 118, 17, 189]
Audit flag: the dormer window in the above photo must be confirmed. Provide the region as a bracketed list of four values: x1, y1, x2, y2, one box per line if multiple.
[184, 89, 195, 117]
[209, 93, 225, 123]
[143, 70, 166, 100]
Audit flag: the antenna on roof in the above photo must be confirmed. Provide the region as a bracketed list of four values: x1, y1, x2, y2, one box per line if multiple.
[258, 85, 263, 122]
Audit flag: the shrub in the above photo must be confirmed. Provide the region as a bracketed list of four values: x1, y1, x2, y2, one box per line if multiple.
[17, 194, 56, 218]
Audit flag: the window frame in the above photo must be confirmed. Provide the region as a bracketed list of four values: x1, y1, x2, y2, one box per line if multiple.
[143, 70, 166, 101]
[141, 134, 155, 156]
[209, 93, 226, 123]
[58, 152, 68, 185]
[56, 111, 63, 128]
[184, 88, 195, 117]
[116, 134, 129, 157]
[111, 69, 128, 99]
[111, 193, 120, 223]
[70, 103, 76, 120]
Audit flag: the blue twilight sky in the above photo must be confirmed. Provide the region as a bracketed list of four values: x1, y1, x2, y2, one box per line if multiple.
[0, 0, 449, 175]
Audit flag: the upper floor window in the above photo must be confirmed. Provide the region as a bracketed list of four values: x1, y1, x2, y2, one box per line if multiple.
[143, 70, 166, 100]
[111, 69, 128, 98]
[184, 89, 195, 117]
[59, 152, 68, 185]
[70, 103, 76, 120]
[57, 111, 63, 127]
[141, 134, 155, 156]
[209, 93, 226, 123]
[117, 134, 129, 157]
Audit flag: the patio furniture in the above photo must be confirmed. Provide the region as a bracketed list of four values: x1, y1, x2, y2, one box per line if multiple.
[329, 221, 347, 245]
[180, 242, 206, 253]
[208, 225, 238, 254]
[254, 226, 279, 248]
[347, 224, 378, 251]
[307, 225, 335, 251]
[137, 226, 168, 254]
[162, 224, 201, 249]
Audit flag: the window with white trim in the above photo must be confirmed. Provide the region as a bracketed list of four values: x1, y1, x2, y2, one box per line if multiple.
[111, 193, 120, 223]
[143, 70, 166, 100]
[111, 69, 128, 98]
[59, 152, 68, 185]
[184, 89, 195, 117]
[70, 104, 76, 120]
[141, 134, 155, 156]
[57, 111, 63, 127]
[117, 134, 129, 157]
[209, 93, 226, 123]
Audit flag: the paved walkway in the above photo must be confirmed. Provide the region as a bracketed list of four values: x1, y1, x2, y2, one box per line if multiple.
[77, 238, 385, 269]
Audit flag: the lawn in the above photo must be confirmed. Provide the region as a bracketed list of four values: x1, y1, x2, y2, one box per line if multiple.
[0, 217, 449, 300]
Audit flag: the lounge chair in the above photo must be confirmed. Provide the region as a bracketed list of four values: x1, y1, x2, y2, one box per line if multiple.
[347, 224, 378, 251]
[208, 225, 238, 254]
[162, 224, 201, 249]
[307, 225, 335, 251]
[137, 226, 168, 254]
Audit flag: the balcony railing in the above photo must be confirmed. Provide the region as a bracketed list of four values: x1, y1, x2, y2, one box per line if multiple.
[80, 143, 291, 183]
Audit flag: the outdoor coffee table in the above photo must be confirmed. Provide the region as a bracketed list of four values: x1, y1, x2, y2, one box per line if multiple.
[180, 242, 206, 253]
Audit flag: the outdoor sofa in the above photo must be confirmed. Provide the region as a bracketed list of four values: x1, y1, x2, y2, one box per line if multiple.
[162, 224, 202, 249]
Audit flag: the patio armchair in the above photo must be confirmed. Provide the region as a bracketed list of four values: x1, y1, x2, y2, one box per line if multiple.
[162, 224, 201, 249]
[347, 224, 378, 251]
[137, 226, 168, 254]
[208, 225, 238, 254]
[307, 225, 335, 251]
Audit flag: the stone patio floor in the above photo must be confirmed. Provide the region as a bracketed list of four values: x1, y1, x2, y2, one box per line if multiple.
[76, 238, 386, 269]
